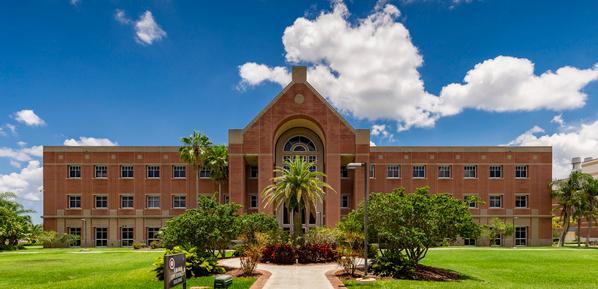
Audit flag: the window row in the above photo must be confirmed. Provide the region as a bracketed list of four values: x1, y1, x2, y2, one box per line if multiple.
[67, 195, 188, 209]
[68, 227, 161, 247]
[67, 165, 214, 179]
[379, 164, 529, 179]
[464, 194, 529, 209]
[464, 226, 528, 246]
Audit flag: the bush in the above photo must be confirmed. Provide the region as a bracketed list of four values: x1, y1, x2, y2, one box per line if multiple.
[237, 213, 280, 244]
[153, 246, 225, 280]
[150, 240, 162, 249]
[261, 243, 296, 264]
[371, 250, 414, 278]
[38, 231, 79, 248]
[297, 243, 337, 264]
[303, 227, 338, 245]
[132, 242, 144, 250]
[239, 233, 267, 275]
[232, 244, 244, 257]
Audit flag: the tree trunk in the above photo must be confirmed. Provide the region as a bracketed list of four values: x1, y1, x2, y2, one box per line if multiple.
[293, 208, 302, 242]
[577, 217, 582, 247]
[218, 182, 222, 204]
[558, 210, 570, 247]
[586, 202, 593, 247]
[195, 166, 200, 206]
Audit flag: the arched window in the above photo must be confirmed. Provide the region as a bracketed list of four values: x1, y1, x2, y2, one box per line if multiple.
[283, 136, 316, 152]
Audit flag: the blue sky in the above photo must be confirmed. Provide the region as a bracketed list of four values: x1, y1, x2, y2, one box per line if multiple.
[0, 0, 597, 222]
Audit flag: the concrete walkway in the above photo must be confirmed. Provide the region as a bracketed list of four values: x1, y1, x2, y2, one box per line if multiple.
[220, 258, 339, 289]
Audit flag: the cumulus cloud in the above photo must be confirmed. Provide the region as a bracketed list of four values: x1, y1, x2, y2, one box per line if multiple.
[115, 10, 166, 45]
[508, 120, 598, 179]
[0, 160, 43, 201]
[238, 1, 598, 132]
[551, 114, 565, 127]
[0, 145, 42, 162]
[370, 140, 376, 146]
[371, 124, 391, 138]
[64, 137, 117, 146]
[13, 110, 45, 126]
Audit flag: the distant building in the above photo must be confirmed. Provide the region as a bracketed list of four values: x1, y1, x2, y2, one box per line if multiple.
[43, 66, 553, 247]
[568, 157, 598, 241]
[572, 157, 598, 178]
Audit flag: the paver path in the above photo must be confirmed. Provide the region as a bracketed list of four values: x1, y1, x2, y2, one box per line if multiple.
[220, 258, 339, 289]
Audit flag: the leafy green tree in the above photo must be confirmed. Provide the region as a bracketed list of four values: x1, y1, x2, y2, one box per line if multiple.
[348, 187, 480, 276]
[551, 171, 586, 247]
[204, 144, 228, 203]
[237, 213, 279, 244]
[179, 131, 212, 203]
[160, 196, 241, 258]
[584, 176, 598, 247]
[0, 192, 33, 249]
[482, 218, 514, 246]
[262, 156, 334, 240]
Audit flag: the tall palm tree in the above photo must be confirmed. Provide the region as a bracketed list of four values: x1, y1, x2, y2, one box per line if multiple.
[262, 157, 334, 239]
[551, 171, 585, 247]
[179, 131, 212, 205]
[204, 145, 228, 203]
[584, 176, 598, 247]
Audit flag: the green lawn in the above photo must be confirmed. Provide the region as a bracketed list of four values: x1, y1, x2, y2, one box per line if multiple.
[0, 248, 254, 289]
[344, 247, 598, 289]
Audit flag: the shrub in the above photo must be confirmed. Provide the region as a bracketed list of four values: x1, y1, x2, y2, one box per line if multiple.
[371, 250, 414, 278]
[38, 231, 79, 248]
[153, 246, 225, 280]
[261, 243, 296, 264]
[239, 233, 267, 275]
[237, 213, 279, 244]
[303, 227, 338, 246]
[297, 243, 337, 264]
[132, 242, 144, 250]
[232, 244, 244, 257]
[150, 240, 162, 249]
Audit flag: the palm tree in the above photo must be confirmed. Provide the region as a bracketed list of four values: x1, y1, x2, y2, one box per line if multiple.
[204, 145, 228, 203]
[262, 157, 334, 240]
[551, 171, 585, 247]
[584, 176, 598, 247]
[179, 131, 212, 204]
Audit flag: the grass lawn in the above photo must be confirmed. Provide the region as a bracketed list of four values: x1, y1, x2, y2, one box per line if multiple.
[0, 247, 254, 289]
[344, 247, 598, 289]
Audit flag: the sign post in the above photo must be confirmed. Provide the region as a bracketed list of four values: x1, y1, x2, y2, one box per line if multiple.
[164, 253, 186, 289]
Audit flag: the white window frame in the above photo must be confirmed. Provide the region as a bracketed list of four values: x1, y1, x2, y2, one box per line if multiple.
[121, 227, 134, 247]
[95, 227, 108, 247]
[249, 194, 258, 209]
[68, 195, 81, 209]
[515, 165, 528, 179]
[120, 195, 134, 209]
[341, 194, 350, 209]
[464, 165, 477, 179]
[199, 167, 211, 179]
[94, 165, 108, 179]
[147, 227, 160, 245]
[489, 195, 503, 208]
[515, 227, 528, 246]
[146, 165, 160, 179]
[68, 227, 81, 246]
[412, 165, 426, 179]
[94, 195, 108, 209]
[68, 165, 81, 179]
[146, 195, 160, 209]
[515, 194, 528, 208]
[369, 164, 375, 179]
[172, 165, 186, 179]
[172, 195, 186, 209]
[464, 195, 477, 208]
[438, 165, 451, 179]
[489, 165, 503, 179]
[464, 238, 476, 246]
[386, 165, 401, 179]
[121, 165, 134, 179]
[249, 166, 258, 179]
[492, 233, 502, 246]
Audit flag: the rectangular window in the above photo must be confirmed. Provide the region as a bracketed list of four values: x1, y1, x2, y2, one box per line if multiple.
[489, 195, 503, 208]
[224, 195, 230, 204]
[121, 165, 134, 178]
[199, 167, 211, 178]
[489, 165, 503, 178]
[515, 165, 528, 179]
[492, 234, 502, 246]
[249, 195, 258, 209]
[146, 196, 160, 209]
[412, 165, 426, 179]
[515, 227, 528, 246]
[464, 238, 476, 246]
[68, 165, 81, 179]
[147, 165, 160, 179]
[120, 195, 134, 208]
[172, 195, 186, 209]
[95, 227, 107, 247]
[369, 164, 375, 179]
[341, 194, 349, 208]
[68, 227, 81, 246]
[340, 166, 349, 178]
[172, 165, 186, 179]
[94, 165, 108, 178]
[464, 165, 477, 178]
[387, 165, 400, 179]
[465, 195, 477, 208]
[249, 166, 258, 179]
[515, 195, 528, 208]
[121, 227, 134, 247]
[283, 156, 317, 172]
[147, 227, 160, 245]
[95, 195, 108, 209]
[438, 165, 451, 179]
[68, 195, 81, 209]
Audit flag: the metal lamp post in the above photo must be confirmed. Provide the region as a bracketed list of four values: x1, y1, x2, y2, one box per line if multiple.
[346, 162, 369, 277]
[81, 218, 86, 247]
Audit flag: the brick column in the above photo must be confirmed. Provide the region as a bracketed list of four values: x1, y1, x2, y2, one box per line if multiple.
[229, 154, 245, 213]
[325, 155, 341, 227]
[258, 154, 274, 214]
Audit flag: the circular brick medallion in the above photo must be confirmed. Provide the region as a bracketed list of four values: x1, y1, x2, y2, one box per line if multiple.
[294, 94, 304, 104]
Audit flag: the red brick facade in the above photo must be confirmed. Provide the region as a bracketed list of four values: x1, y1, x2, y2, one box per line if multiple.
[43, 66, 553, 247]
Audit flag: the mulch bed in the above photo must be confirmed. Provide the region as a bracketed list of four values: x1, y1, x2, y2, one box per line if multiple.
[333, 264, 460, 282]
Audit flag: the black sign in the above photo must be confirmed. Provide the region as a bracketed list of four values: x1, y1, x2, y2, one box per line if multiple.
[164, 253, 186, 289]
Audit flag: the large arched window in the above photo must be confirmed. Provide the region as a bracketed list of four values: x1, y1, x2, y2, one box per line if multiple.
[283, 136, 316, 152]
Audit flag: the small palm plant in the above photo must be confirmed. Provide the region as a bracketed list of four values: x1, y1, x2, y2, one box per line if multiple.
[262, 156, 334, 240]
[179, 131, 212, 202]
[204, 145, 228, 203]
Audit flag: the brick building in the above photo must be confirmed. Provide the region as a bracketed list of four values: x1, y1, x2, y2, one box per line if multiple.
[43, 66, 553, 247]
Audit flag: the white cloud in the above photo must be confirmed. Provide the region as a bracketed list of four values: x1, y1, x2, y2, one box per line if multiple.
[134, 11, 167, 45]
[114, 9, 131, 24]
[238, 1, 598, 132]
[508, 120, 598, 179]
[370, 140, 376, 146]
[13, 110, 45, 126]
[16, 141, 27, 147]
[0, 145, 42, 162]
[0, 128, 4, 137]
[371, 124, 391, 138]
[0, 160, 43, 201]
[9, 160, 21, 168]
[64, 137, 117, 146]
[5, 124, 16, 134]
[551, 114, 565, 127]
[69, 0, 80, 6]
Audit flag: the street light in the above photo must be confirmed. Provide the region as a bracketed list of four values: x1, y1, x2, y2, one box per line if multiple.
[346, 162, 371, 279]
[80, 218, 86, 247]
